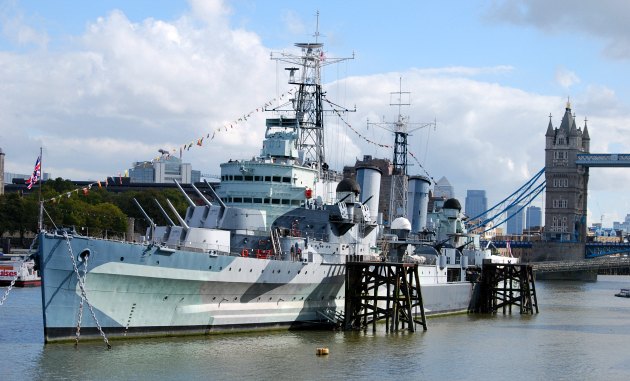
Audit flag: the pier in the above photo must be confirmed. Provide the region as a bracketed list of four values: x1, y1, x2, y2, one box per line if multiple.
[530, 256, 630, 273]
[344, 261, 427, 332]
[469, 262, 538, 315]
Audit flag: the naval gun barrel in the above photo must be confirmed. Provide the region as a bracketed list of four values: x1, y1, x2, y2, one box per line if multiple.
[153, 198, 176, 227]
[132, 198, 156, 228]
[173, 179, 196, 207]
[203, 179, 226, 209]
[338, 193, 351, 204]
[361, 195, 374, 205]
[191, 183, 212, 207]
[166, 198, 189, 230]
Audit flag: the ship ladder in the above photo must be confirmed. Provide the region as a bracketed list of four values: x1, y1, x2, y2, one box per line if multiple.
[270, 228, 282, 259]
[317, 307, 345, 328]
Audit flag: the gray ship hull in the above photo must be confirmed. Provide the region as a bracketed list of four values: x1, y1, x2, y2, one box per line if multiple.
[39, 233, 473, 342]
[39, 233, 346, 342]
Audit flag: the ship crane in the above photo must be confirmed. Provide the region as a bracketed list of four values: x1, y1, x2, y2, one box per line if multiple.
[367, 78, 436, 226]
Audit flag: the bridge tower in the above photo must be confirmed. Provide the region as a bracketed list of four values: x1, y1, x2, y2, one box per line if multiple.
[544, 101, 590, 242]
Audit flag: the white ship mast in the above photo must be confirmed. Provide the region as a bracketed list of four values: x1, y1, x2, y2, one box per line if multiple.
[368, 78, 435, 226]
[270, 12, 353, 180]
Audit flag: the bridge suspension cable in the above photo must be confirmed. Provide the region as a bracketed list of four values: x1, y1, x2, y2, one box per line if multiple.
[467, 168, 546, 233]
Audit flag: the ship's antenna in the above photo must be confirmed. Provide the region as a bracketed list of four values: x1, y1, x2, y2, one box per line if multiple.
[314, 10, 320, 43]
[269, 13, 354, 179]
[38, 146, 43, 232]
[367, 77, 436, 226]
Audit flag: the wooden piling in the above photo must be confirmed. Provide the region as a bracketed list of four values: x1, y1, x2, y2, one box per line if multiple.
[344, 261, 427, 332]
[469, 263, 538, 314]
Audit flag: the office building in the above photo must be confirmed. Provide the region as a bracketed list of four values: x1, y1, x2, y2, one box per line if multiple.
[130, 155, 200, 184]
[465, 190, 487, 221]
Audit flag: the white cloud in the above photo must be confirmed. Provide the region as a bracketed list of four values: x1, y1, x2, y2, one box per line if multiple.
[414, 65, 515, 77]
[485, 0, 630, 60]
[555, 66, 580, 88]
[2, 1, 630, 229]
[0, 3, 273, 178]
[0, 2, 49, 48]
[282, 10, 306, 36]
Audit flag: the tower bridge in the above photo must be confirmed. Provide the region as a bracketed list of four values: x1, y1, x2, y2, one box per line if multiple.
[533, 100, 630, 268]
[575, 153, 630, 167]
[474, 102, 630, 272]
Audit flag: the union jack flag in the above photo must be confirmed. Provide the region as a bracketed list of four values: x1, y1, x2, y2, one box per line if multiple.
[26, 155, 41, 190]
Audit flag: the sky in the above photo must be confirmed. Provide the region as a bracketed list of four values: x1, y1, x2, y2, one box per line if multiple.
[2, 0, 630, 227]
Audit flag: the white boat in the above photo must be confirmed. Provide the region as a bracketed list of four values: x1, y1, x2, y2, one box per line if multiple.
[0, 256, 41, 287]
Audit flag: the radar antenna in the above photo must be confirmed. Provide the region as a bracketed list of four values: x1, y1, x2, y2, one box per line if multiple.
[368, 78, 436, 226]
[269, 11, 354, 179]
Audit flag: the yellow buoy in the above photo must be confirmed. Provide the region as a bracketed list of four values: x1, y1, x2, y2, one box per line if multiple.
[316, 347, 329, 356]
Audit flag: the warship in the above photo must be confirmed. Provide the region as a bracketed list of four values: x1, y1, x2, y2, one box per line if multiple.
[36, 35, 507, 343]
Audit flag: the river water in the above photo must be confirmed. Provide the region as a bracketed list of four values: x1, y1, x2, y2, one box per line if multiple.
[2, 276, 630, 380]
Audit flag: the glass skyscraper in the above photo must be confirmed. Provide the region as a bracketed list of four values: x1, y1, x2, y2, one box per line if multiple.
[465, 190, 487, 220]
[525, 206, 543, 229]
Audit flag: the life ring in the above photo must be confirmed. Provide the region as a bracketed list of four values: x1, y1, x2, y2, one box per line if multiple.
[241, 249, 249, 257]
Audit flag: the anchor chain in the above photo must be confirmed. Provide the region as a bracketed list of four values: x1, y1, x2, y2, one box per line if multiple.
[0, 262, 23, 306]
[74, 255, 89, 348]
[62, 233, 111, 349]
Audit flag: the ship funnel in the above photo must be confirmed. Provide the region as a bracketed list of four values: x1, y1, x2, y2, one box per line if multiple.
[356, 165, 381, 222]
[407, 176, 431, 232]
[173, 179, 195, 208]
[153, 198, 176, 227]
[166, 198, 189, 230]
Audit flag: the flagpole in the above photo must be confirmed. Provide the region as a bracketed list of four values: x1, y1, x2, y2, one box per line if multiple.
[38, 146, 43, 232]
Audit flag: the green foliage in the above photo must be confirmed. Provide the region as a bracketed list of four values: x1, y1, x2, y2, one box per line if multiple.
[0, 179, 191, 240]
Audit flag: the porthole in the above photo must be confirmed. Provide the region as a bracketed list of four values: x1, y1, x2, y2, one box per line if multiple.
[120, 257, 124, 261]
[163, 296, 168, 300]
[209, 266, 212, 270]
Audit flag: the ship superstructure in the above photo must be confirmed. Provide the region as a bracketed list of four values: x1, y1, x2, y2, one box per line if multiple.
[217, 34, 351, 226]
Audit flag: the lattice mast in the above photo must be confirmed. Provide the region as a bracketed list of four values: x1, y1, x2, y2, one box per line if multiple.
[270, 12, 353, 179]
[368, 78, 435, 226]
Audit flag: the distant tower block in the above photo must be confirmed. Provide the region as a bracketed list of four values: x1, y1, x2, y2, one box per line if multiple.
[544, 101, 590, 242]
[0, 147, 4, 195]
[407, 176, 431, 232]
